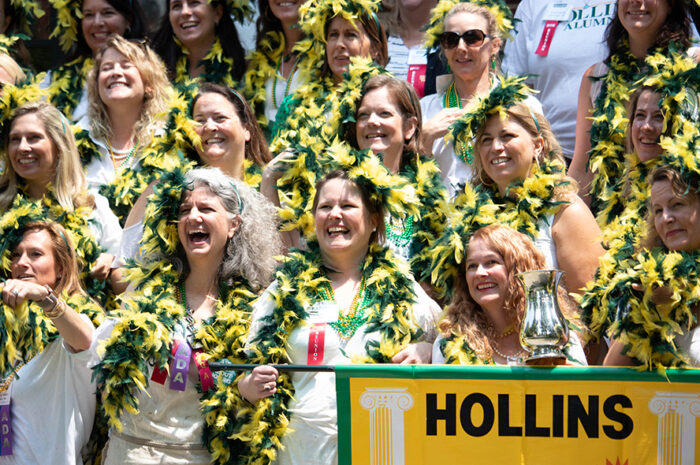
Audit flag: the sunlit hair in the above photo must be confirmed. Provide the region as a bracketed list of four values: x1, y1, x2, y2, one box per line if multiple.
[72, 0, 147, 59]
[644, 165, 699, 250]
[438, 224, 579, 361]
[0, 52, 25, 83]
[605, 0, 691, 61]
[173, 167, 281, 289]
[441, 2, 502, 71]
[12, 222, 85, 296]
[87, 35, 171, 151]
[312, 169, 386, 244]
[321, 14, 389, 79]
[347, 74, 423, 163]
[190, 83, 272, 167]
[152, 0, 245, 81]
[0, 102, 94, 212]
[472, 102, 578, 200]
[625, 86, 666, 154]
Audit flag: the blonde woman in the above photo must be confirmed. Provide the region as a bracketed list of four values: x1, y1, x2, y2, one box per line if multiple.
[0, 101, 122, 295]
[78, 35, 171, 192]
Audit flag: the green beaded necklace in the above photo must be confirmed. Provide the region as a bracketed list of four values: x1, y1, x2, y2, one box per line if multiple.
[318, 275, 370, 341]
[272, 54, 299, 109]
[386, 215, 414, 248]
[443, 81, 473, 164]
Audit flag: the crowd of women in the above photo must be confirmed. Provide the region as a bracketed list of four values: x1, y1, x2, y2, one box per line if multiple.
[0, 0, 698, 464]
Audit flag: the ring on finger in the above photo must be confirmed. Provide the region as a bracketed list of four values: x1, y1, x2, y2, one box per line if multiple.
[12, 289, 18, 296]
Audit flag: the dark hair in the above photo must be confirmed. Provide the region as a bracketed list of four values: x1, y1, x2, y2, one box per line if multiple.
[311, 169, 386, 244]
[255, 0, 283, 49]
[191, 82, 272, 167]
[151, 0, 245, 81]
[645, 164, 699, 249]
[71, 0, 148, 60]
[346, 74, 422, 164]
[605, 0, 691, 60]
[320, 13, 388, 79]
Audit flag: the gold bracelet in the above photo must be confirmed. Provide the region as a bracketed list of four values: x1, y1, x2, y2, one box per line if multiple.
[43, 298, 66, 319]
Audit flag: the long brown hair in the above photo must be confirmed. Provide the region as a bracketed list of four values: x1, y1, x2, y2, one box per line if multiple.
[439, 224, 578, 361]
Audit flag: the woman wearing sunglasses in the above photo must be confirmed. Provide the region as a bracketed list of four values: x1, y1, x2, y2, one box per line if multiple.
[420, 1, 540, 197]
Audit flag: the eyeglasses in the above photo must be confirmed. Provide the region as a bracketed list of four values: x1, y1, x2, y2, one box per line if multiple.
[439, 30, 492, 49]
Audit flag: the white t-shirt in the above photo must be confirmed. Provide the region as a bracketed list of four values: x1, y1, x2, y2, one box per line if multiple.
[385, 35, 429, 98]
[0, 315, 96, 465]
[247, 279, 440, 465]
[501, 0, 615, 158]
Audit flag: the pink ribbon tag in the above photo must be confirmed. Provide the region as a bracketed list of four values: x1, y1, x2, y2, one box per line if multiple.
[192, 349, 214, 392]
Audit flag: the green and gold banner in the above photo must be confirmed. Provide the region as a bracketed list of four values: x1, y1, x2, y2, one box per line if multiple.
[336, 366, 700, 465]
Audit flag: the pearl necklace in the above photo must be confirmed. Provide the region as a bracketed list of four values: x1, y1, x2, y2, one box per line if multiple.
[107, 139, 137, 170]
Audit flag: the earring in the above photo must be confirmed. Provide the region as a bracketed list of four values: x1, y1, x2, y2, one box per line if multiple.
[491, 56, 496, 71]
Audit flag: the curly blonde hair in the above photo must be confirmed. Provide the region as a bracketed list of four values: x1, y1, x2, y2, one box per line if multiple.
[438, 224, 578, 361]
[87, 35, 170, 152]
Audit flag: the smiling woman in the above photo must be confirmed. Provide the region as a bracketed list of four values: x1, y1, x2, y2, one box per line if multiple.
[151, 0, 248, 87]
[603, 165, 700, 368]
[44, 0, 148, 122]
[432, 224, 586, 366]
[93, 167, 281, 464]
[77, 35, 171, 209]
[0, 221, 104, 465]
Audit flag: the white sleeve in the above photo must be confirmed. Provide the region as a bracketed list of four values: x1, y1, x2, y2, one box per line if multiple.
[501, 0, 532, 78]
[431, 336, 446, 364]
[116, 220, 145, 266]
[245, 282, 279, 351]
[89, 193, 123, 256]
[410, 280, 441, 343]
[87, 318, 118, 368]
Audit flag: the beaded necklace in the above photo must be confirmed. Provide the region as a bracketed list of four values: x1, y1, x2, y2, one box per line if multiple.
[107, 139, 137, 171]
[490, 340, 525, 364]
[272, 54, 299, 109]
[386, 215, 414, 248]
[442, 80, 472, 163]
[317, 274, 370, 341]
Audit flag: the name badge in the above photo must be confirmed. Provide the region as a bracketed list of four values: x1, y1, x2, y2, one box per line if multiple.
[0, 389, 12, 456]
[307, 301, 340, 324]
[543, 2, 572, 21]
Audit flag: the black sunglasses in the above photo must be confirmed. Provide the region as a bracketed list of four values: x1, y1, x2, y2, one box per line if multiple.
[439, 29, 492, 49]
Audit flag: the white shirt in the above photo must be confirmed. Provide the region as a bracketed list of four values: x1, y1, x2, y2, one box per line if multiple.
[0, 315, 96, 465]
[501, 0, 615, 158]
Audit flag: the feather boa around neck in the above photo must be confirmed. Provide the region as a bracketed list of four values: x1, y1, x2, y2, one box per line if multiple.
[587, 41, 680, 215]
[605, 248, 700, 370]
[0, 191, 109, 304]
[175, 38, 237, 89]
[0, 292, 103, 377]
[45, 56, 93, 121]
[94, 261, 255, 464]
[233, 242, 423, 465]
[429, 160, 570, 297]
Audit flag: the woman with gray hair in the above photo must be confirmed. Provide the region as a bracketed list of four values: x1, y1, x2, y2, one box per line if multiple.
[91, 166, 281, 464]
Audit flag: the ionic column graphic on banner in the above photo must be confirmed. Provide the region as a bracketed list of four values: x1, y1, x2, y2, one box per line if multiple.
[360, 387, 414, 465]
[648, 392, 700, 465]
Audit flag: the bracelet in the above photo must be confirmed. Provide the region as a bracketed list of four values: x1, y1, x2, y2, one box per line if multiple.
[43, 298, 66, 319]
[39, 285, 59, 311]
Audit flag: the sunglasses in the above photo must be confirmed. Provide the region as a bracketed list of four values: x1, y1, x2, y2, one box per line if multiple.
[439, 30, 492, 49]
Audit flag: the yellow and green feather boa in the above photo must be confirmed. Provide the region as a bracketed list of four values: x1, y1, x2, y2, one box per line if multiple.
[232, 241, 424, 465]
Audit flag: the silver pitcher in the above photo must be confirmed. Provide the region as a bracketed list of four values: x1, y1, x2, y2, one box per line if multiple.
[517, 270, 569, 360]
